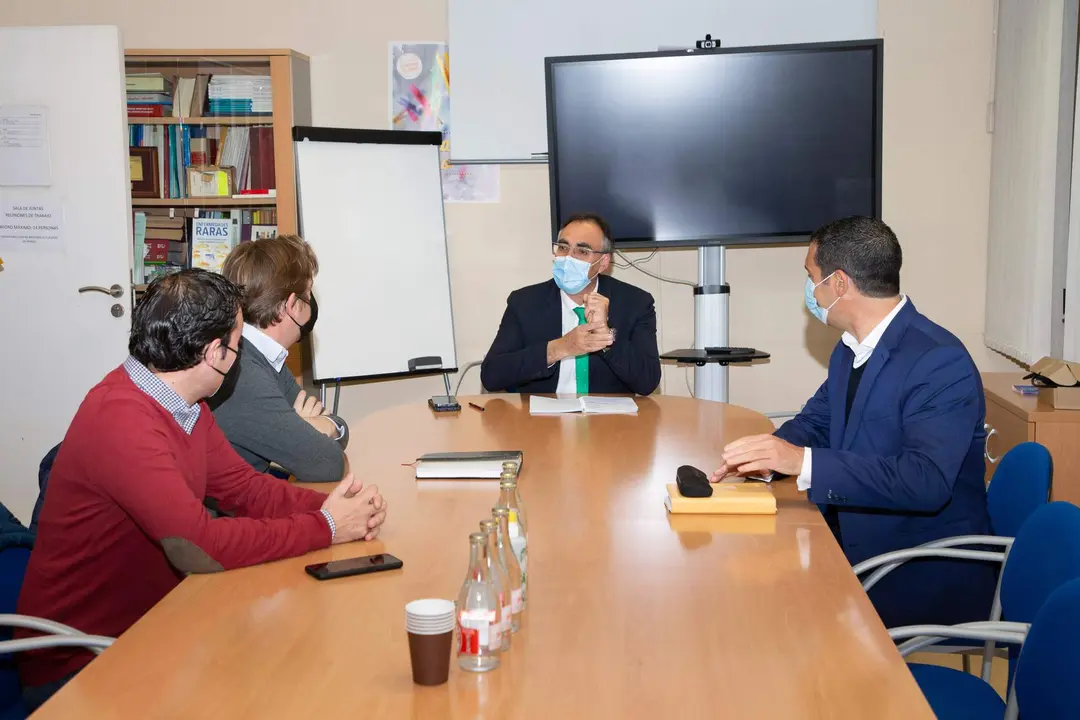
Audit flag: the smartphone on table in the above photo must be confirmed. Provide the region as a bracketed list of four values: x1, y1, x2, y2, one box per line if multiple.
[305, 553, 403, 581]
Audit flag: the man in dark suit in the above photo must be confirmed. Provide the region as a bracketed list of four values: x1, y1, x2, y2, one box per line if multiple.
[481, 213, 661, 395]
[712, 216, 996, 629]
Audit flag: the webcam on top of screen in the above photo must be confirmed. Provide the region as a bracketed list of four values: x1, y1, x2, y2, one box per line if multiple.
[696, 34, 721, 50]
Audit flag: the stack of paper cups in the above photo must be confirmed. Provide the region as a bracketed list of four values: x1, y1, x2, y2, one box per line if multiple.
[405, 599, 455, 685]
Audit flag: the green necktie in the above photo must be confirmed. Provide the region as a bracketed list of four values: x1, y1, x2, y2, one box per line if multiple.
[573, 307, 589, 394]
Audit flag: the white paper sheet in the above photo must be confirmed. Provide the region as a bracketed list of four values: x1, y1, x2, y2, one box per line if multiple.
[0, 106, 52, 186]
[0, 191, 62, 253]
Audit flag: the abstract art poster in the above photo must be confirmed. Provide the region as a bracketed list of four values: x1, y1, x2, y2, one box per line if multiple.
[389, 42, 500, 203]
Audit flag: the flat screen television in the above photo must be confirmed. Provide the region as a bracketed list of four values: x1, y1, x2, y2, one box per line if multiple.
[545, 40, 883, 249]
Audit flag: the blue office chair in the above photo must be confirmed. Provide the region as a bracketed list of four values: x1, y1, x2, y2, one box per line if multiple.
[888, 502, 1080, 719]
[0, 499, 113, 719]
[984, 442, 1053, 537]
[29, 443, 61, 537]
[0, 547, 31, 720]
[893, 575, 1080, 720]
[853, 441, 1053, 679]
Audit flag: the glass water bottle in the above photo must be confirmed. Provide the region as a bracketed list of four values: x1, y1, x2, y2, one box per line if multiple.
[492, 506, 523, 630]
[456, 532, 501, 673]
[480, 519, 512, 652]
[498, 477, 528, 605]
[501, 462, 528, 528]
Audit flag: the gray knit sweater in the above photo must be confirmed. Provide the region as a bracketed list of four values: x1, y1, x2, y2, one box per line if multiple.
[209, 336, 348, 483]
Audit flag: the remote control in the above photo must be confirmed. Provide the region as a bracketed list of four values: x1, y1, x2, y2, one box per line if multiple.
[705, 347, 755, 355]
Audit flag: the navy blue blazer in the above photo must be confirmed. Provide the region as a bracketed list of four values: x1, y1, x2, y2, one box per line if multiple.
[775, 300, 997, 628]
[480, 276, 661, 395]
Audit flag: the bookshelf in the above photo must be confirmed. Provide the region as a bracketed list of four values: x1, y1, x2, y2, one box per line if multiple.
[133, 197, 277, 207]
[126, 48, 310, 377]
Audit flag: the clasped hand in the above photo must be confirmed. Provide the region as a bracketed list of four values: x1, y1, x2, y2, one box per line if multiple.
[321, 473, 388, 544]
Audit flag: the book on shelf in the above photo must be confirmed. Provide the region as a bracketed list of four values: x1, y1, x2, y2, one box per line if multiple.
[251, 224, 277, 240]
[191, 218, 236, 273]
[207, 75, 273, 115]
[126, 73, 172, 93]
[126, 71, 272, 120]
[133, 209, 277, 284]
[129, 124, 276, 199]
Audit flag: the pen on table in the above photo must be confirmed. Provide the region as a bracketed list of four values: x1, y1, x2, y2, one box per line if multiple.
[468, 402, 485, 412]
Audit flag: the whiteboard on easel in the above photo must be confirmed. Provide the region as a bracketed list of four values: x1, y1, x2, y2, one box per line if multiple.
[293, 127, 458, 383]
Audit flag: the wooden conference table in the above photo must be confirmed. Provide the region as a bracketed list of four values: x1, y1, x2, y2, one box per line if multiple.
[35, 395, 933, 719]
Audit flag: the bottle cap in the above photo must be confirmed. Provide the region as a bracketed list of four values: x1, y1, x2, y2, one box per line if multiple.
[480, 520, 497, 532]
[499, 480, 517, 489]
[501, 461, 518, 472]
[469, 532, 487, 544]
[492, 506, 509, 517]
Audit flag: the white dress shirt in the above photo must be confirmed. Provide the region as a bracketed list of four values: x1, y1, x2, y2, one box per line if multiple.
[241, 323, 344, 440]
[797, 296, 907, 491]
[556, 289, 586, 394]
[241, 323, 288, 372]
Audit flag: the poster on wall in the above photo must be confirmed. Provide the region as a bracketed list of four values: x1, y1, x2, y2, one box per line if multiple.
[389, 42, 500, 203]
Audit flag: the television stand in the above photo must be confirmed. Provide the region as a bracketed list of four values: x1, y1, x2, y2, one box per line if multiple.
[660, 246, 768, 403]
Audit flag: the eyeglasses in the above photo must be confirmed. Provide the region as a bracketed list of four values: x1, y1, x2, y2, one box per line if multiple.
[553, 242, 609, 262]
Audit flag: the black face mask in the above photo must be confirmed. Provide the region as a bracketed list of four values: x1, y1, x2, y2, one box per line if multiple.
[210, 344, 240, 377]
[208, 344, 241, 400]
[289, 293, 318, 339]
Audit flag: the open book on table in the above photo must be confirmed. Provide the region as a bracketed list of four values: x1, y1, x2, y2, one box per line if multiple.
[528, 395, 639, 415]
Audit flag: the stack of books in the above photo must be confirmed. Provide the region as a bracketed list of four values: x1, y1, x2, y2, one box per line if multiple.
[141, 215, 188, 282]
[208, 75, 273, 116]
[126, 73, 173, 118]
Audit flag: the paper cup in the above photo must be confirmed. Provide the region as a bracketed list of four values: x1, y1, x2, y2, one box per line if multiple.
[405, 598, 455, 685]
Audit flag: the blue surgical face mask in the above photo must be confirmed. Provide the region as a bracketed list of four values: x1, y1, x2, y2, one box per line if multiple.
[804, 272, 838, 325]
[553, 256, 599, 295]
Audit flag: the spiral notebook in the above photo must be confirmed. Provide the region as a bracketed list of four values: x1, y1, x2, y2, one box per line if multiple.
[414, 451, 523, 480]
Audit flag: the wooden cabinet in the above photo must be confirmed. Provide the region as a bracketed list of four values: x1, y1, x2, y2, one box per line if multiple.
[982, 373, 1080, 507]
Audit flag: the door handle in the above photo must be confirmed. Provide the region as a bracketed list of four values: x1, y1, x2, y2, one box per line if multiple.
[78, 284, 124, 299]
[984, 423, 999, 464]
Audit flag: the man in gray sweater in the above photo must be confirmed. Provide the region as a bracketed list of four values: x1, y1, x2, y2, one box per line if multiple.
[209, 234, 348, 483]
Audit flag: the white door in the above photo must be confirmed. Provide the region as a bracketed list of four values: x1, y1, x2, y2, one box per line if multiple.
[0, 26, 133, 522]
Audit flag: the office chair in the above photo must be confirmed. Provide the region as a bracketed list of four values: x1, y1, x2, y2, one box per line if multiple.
[853, 442, 1052, 680]
[892, 574, 1080, 720]
[0, 513, 113, 719]
[888, 502, 1080, 719]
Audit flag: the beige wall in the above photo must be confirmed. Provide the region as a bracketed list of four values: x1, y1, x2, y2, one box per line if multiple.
[1, 0, 1016, 422]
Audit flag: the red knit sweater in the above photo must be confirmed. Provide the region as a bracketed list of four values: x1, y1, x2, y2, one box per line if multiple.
[17, 367, 332, 686]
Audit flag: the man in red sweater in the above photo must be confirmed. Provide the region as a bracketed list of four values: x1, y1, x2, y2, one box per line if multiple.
[17, 269, 387, 710]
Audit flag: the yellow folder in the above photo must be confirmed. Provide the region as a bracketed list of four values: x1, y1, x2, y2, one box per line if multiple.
[664, 482, 778, 515]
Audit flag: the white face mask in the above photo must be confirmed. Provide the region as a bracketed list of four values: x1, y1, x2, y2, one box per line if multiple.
[804, 272, 839, 325]
[552, 255, 600, 294]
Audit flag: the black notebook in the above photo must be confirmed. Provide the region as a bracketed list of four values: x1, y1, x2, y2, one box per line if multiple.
[414, 451, 523, 479]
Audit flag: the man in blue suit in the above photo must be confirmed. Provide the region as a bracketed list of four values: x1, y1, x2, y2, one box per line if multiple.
[712, 216, 996, 628]
[481, 213, 661, 395]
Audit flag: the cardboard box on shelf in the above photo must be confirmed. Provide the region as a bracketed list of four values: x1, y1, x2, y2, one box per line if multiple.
[1029, 357, 1080, 410]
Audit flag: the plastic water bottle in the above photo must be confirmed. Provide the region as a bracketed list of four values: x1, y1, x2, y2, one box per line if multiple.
[480, 519, 512, 652]
[456, 532, 501, 672]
